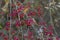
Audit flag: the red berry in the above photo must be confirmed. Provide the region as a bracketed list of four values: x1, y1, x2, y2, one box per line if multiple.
[14, 36, 19, 40]
[43, 27, 47, 32]
[28, 30, 33, 36]
[28, 11, 36, 16]
[28, 13, 31, 16]
[0, 12, 4, 15]
[31, 11, 36, 16]
[45, 31, 48, 35]
[5, 22, 10, 27]
[38, 21, 46, 26]
[13, 10, 17, 14]
[48, 38, 52, 40]
[5, 27, 10, 31]
[49, 31, 53, 36]
[11, 3, 15, 7]
[11, 30, 16, 35]
[25, 20, 31, 26]
[37, 6, 41, 10]
[17, 8, 21, 13]
[4, 35, 8, 40]
[17, 5, 24, 13]
[20, 13, 24, 18]
[21, 20, 25, 25]
[15, 20, 21, 28]
[28, 31, 33, 40]
[38, 10, 41, 17]
[48, 25, 53, 31]
[17, 2, 21, 6]
[11, 10, 17, 18]
[0, 32, 4, 37]
[27, 2, 31, 8]
[56, 37, 59, 40]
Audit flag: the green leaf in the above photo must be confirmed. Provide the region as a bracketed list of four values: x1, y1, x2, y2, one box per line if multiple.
[4, 30, 7, 34]
[0, 25, 2, 29]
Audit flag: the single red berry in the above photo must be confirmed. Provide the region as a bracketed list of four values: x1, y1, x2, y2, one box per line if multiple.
[28, 13, 31, 16]
[31, 11, 36, 16]
[11, 3, 15, 7]
[25, 20, 31, 26]
[20, 13, 24, 19]
[38, 10, 41, 17]
[20, 0, 25, 3]
[38, 21, 46, 26]
[21, 20, 25, 26]
[48, 38, 52, 40]
[17, 5, 24, 13]
[0, 32, 4, 37]
[15, 20, 21, 28]
[27, 2, 31, 8]
[11, 10, 17, 18]
[20, 5, 24, 10]
[43, 27, 47, 32]
[14, 36, 19, 40]
[48, 25, 53, 31]
[45, 31, 48, 35]
[13, 10, 17, 14]
[17, 8, 21, 13]
[5, 22, 10, 27]
[49, 31, 53, 36]
[0, 12, 4, 15]
[17, 2, 21, 6]
[4, 35, 8, 40]
[4, 27, 10, 31]
[37, 6, 41, 11]
[28, 30, 33, 36]
[56, 37, 59, 40]
[11, 30, 16, 35]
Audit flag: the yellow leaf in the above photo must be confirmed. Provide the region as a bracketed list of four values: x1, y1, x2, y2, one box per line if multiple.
[5, 0, 9, 3]
[2, 7, 8, 12]
[23, 8, 29, 14]
[2, 0, 9, 12]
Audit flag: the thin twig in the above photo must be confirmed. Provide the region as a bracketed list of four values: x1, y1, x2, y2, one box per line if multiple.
[9, 0, 12, 40]
[49, 0, 58, 36]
